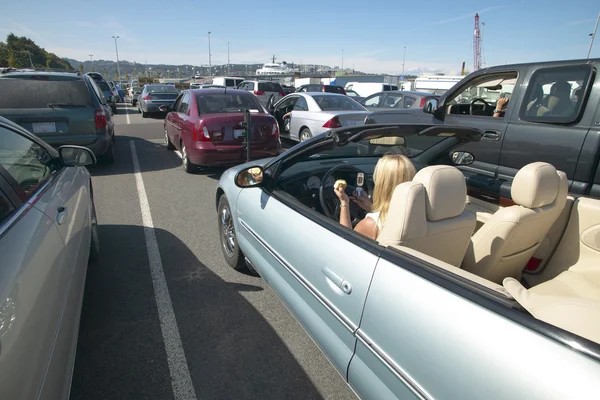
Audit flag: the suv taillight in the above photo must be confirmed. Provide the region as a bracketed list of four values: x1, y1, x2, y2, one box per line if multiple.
[272, 123, 279, 138]
[95, 110, 107, 129]
[420, 98, 427, 108]
[322, 116, 342, 128]
[254, 90, 265, 96]
[279, 91, 285, 97]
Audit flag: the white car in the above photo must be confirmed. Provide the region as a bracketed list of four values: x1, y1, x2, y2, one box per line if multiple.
[237, 80, 285, 106]
[267, 92, 370, 142]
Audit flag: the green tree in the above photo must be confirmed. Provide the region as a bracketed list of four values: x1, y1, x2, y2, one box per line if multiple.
[103, 67, 108, 78]
[125, 73, 130, 80]
[0, 42, 8, 66]
[114, 68, 119, 81]
[78, 63, 84, 73]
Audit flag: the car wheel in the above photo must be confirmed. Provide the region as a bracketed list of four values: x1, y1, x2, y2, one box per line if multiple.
[300, 128, 312, 142]
[142, 110, 147, 118]
[112, 106, 118, 114]
[99, 137, 116, 164]
[164, 128, 175, 150]
[89, 194, 100, 261]
[181, 142, 195, 173]
[218, 195, 246, 271]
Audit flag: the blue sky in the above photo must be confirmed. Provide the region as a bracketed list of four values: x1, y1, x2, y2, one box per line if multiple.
[2, 0, 599, 75]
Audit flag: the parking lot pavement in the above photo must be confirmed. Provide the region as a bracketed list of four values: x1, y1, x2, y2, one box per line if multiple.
[69, 107, 354, 400]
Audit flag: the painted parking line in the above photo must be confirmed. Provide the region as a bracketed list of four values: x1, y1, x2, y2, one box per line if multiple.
[130, 140, 198, 400]
[126, 109, 131, 125]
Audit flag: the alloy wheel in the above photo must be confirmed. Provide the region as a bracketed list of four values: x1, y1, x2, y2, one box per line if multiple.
[220, 206, 235, 257]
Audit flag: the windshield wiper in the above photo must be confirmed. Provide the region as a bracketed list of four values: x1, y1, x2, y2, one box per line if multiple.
[48, 103, 86, 110]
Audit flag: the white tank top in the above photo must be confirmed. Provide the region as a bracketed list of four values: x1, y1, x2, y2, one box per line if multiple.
[365, 211, 382, 230]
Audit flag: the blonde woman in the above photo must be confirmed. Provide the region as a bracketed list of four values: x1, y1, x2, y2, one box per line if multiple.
[334, 154, 416, 240]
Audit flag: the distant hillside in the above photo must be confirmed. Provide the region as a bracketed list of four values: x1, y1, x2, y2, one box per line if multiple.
[0, 34, 72, 70]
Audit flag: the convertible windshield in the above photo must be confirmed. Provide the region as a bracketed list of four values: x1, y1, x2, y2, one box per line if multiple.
[294, 134, 445, 162]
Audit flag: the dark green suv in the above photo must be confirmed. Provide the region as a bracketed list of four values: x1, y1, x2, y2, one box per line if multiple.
[0, 70, 116, 163]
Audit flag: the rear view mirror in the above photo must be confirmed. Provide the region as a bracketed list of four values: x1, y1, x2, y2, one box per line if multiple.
[236, 166, 264, 188]
[369, 137, 405, 146]
[59, 145, 96, 166]
[451, 151, 474, 165]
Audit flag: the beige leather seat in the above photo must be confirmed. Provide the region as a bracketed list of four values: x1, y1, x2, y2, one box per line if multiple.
[462, 162, 568, 284]
[377, 165, 476, 267]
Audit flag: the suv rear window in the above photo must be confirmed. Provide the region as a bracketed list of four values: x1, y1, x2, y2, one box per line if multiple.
[258, 82, 283, 92]
[0, 79, 93, 108]
[96, 80, 110, 91]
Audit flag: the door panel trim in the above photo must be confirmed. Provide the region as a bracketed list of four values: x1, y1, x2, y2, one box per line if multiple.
[239, 218, 357, 333]
[355, 331, 432, 400]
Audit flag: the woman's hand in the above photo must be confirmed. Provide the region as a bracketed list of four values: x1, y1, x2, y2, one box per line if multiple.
[350, 193, 372, 211]
[334, 182, 350, 205]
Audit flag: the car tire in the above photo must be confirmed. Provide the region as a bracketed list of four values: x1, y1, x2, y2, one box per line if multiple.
[142, 110, 147, 118]
[112, 106, 118, 114]
[99, 137, 116, 164]
[165, 128, 175, 150]
[89, 194, 100, 261]
[181, 142, 196, 173]
[218, 195, 246, 271]
[300, 128, 312, 142]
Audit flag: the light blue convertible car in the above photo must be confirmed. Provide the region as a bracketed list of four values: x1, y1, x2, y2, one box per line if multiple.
[215, 123, 600, 399]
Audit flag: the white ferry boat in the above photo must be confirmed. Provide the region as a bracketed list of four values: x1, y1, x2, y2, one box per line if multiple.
[256, 62, 297, 76]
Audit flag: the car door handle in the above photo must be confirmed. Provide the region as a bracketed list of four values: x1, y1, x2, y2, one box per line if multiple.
[322, 267, 352, 294]
[482, 130, 502, 141]
[56, 206, 69, 225]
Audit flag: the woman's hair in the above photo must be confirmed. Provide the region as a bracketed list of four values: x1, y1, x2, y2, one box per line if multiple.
[371, 154, 416, 225]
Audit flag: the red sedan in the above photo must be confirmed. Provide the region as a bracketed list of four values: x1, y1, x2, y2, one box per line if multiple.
[163, 89, 281, 172]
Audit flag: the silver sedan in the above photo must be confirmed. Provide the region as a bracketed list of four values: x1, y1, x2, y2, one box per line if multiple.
[268, 92, 370, 142]
[0, 117, 98, 399]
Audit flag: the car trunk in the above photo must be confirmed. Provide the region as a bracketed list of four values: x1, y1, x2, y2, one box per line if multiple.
[202, 113, 275, 147]
[326, 111, 370, 127]
[146, 92, 178, 104]
[0, 107, 99, 146]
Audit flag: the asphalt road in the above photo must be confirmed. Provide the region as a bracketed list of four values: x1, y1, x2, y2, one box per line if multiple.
[69, 104, 356, 400]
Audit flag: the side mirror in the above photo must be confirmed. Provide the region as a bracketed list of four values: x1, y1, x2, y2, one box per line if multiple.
[158, 105, 170, 112]
[236, 166, 264, 188]
[451, 151, 474, 166]
[423, 98, 439, 114]
[59, 145, 96, 166]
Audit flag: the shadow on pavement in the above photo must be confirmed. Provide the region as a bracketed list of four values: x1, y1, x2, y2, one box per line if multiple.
[71, 224, 325, 400]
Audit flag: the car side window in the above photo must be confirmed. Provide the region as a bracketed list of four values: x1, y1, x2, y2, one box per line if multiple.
[178, 93, 190, 114]
[0, 126, 56, 199]
[404, 96, 416, 108]
[364, 94, 382, 107]
[0, 188, 15, 225]
[248, 82, 255, 91]
[89, 79, 107, 105]
[445, 72, 518, 117]
[294, 96, 308, 111]
[519, 64, 593, 124]
[383, 93, 402, 108]
[172, 95, 183, 111]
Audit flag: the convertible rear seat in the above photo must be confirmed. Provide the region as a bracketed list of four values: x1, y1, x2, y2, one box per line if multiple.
[503, 197, 600, 343]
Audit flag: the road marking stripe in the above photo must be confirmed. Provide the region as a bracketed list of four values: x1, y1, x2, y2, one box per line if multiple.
[130, 140, 198, 400]
[126, 108, 131, 124]
[174, 150, 182, 159]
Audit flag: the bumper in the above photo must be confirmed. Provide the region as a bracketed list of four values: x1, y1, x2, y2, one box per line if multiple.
[187, 140, 281, 167]
[141, 101, 173, 113]
[80, 133, 113, 156]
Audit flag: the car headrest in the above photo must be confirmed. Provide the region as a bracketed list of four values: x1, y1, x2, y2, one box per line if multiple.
[511, 162, 559, 208]
[413, 165, 467, 221]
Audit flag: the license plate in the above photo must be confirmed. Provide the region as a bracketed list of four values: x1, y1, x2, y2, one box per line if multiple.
[32, 122, 56, 133]
[233, 129, 244, 138]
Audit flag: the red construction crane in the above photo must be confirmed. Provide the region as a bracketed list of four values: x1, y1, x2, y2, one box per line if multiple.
[473, 13, 481, 71]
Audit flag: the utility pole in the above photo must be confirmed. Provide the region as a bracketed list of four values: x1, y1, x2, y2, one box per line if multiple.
[588, 12, 600, 58]
[341, 49, 344, 72]
[89, 54, 94, 72]
[208, 31, 212, 77]
[26, 51, 33, 68]
[227, 42, 230, 75]
[112, 35, 121, 81]
[402, 46, 406, 76]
